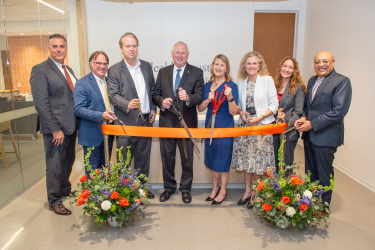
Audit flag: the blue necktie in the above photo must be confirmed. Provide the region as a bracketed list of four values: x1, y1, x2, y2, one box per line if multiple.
[174, 69, 181, 96]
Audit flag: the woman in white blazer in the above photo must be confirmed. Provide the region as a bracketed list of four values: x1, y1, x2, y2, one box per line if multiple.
[232, 51, 278, 209]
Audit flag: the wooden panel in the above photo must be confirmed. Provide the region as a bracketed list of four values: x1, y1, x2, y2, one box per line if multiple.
[253, 13, 295, 78]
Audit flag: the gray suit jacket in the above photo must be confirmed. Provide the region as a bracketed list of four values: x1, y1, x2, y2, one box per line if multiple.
[279, 83, 305, 141]
[302, 69, 352, 147]
[107, 59, 156, 126]
[30, 57, 77, 135]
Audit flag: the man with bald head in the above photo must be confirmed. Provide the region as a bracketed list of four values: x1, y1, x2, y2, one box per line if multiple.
[153, 41, 204, 204]
[295, 51, 352, 211]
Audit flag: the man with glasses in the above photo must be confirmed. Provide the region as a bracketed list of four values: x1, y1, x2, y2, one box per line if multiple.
[295, 51, 352, 212]
[107, 33, 156, 199]
[73, 51, 115, 177]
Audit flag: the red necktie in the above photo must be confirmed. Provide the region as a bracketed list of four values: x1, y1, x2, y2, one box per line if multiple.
[62, 65, 74, 91]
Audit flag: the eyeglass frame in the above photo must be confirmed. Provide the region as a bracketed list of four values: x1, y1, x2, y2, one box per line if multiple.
[91, 61, 109, 67]
[313, 59, 334, 66]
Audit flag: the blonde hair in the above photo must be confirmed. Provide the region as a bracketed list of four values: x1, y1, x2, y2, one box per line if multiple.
[274, 57, 307, 96]
[119, 32, 139, 48]
[209, 54, 232, 83]
[237, 51, 269, 80]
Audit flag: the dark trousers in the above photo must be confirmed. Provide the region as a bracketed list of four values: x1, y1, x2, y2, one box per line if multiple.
[160, 137, 194, 192]
[43, 131, 76, 206]
[304, 133, 337, 205]
[83, 135, 114, 178]
[273, 134, 298, 176]
[117, 114, 152, 182]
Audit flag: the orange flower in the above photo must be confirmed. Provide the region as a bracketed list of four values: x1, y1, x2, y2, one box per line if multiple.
[77, 196, 86, 206]
[96, 169, 100, 174]
[280, 195, 290, 204]
[81, 190, 89, 198]
[110, 191, 120, 200]
[313, 187, 318, 191]
[119, 197, 129, 207]
[79, 175, 87, 182]
[135, 199, 142, 205]
[262, 203, 272, 212]
[124, 179, 129, 183]
[291, 177, 303, 185]
[299, 202, 308, 212]
[257, 181, 265, 191]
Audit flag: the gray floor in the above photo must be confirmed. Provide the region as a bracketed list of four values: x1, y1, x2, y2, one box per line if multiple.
[0, 145, 374, 250]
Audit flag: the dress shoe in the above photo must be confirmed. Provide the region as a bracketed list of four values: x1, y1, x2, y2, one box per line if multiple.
[212, 193, 227, 205]
[181, 191, 192, 204]
[147, 191, 155, 199]
[237, 196, 251, 206]
[49, 204, 72, 215]
[205, 186, 221, 201]
[159, 190, 174, 202]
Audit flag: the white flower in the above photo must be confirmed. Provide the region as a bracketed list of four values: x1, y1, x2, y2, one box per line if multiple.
[286, 207, 296, 217]
[101, 200, 111, 211]
[303, 190, 313, 199]
[139, 189, 146, 197]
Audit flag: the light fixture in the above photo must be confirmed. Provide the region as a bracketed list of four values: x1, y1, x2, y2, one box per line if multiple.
[19, 33, 24, 35]
[37, 0, 65, 14]
[1, 227, 24, 250]
[48, 32, 52, 34]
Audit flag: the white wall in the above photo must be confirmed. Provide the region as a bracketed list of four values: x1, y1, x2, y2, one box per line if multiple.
[302, 0, 375, 190]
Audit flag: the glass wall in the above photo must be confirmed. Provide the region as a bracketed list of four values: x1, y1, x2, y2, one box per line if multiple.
[0, 0, 85, 206]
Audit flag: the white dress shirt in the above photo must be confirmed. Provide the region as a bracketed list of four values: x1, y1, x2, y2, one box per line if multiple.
[50, 57, 76, 86]
[124, 59, 150, 114]
[173, 64, 186, 91]
[92, 73, 114, 111]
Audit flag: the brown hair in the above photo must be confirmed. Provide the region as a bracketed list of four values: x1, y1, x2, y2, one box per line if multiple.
[274, 57, 307, 96]
[119, 32, 139, 48]
[89, 51, 109, 69]
[237, 51, 269, 80]
[209, 54, 232, 83]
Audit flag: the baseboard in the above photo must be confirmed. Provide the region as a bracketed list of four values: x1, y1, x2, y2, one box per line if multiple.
[149, 183, 245, 190]
[333, 162, 375, 192]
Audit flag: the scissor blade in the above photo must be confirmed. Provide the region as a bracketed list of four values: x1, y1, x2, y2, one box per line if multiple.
[283, 127, 296, 134]
[180, 119, 200, 154]
[200, 116, 213, 144]
[209, 114, 216, 146]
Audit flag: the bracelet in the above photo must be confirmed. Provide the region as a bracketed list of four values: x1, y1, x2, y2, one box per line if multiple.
[261, 115, 265, 120]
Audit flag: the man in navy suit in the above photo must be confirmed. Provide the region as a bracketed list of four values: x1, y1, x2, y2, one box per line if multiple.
[295, 51, 352, 210]
[74, 51, 115, 176]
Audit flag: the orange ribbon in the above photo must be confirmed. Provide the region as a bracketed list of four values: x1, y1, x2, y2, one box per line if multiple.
[102, 123, 288, 138]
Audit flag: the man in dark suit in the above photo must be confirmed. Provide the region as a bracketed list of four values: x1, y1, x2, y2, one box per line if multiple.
[152, 41, 204, 204]
[30, 34, 77, 215]
[107, 33, 156, 199]
[73, 51, 115, 177]
[295, 51, 352, 210]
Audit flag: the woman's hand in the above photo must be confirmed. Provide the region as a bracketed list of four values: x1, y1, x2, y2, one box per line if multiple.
[240, 111, 250, 124]
[224, 86, 232, 99]
[248, 116, 263, 125]
[207, 91, 215, 102]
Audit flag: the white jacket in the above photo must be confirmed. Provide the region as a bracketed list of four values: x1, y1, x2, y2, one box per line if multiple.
[238, 74, 278, 125]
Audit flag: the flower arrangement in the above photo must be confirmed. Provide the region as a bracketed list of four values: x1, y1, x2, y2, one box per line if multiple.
[252, 140, 335, 229]
[69, 146, 152, 229]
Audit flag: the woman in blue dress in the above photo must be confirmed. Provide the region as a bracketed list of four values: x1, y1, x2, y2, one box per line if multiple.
[198, 54, 239, 205]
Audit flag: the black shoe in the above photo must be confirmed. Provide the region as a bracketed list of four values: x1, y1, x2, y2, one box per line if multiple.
[237, 196, 251, 206]
[159, 190, 174, 202]
[247, 196, 255, 209]
[147, 191, 155, 199]
[212, 193, 227, 205]
[181, 190, 192, 204]
[205, 186, 221, 201]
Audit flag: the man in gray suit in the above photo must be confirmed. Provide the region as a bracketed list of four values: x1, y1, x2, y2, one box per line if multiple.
[107, 32, 156, 199]
[30, 34, 77, 215]
[295, 51, 352, 210]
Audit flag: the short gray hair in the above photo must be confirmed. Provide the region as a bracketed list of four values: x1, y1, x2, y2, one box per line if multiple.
[48, 34, 67, 47]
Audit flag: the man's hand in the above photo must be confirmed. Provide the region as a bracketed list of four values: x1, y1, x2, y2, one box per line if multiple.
[294, 117, 307, 128]
[52, 130, 64, 146]
[149, 110, 156, 124]
[128, 98, 141, 110]
[102, 111, 115, 121]
[162, 98, 173, 109]
[296, 120, 312, 132]
[178, 87, 189, 101]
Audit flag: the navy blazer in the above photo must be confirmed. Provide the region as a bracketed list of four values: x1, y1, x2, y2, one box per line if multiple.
[302, 69, 352, 147]
[73, 72, 108, 147]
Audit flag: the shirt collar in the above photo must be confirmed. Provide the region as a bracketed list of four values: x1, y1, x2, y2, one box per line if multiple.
[124, 58, 141, 69]
[92, 72, 105, 82]
[50, 56, 66, 67]
[173, 64, 186, 72]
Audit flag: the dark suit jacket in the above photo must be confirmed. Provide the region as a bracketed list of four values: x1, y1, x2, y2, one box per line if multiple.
[30, 57, 77, 135]
[302, 69, 352, 147]
[73, 72, 109, 147]
[279, 83, 306, 141]
[107, 59, 156, 126]
[152, 63, 204, 128]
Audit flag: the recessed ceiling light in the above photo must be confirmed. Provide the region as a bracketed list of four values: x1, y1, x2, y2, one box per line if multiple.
[37, 0, 65, 14]
[19, 33, 24, 35]
[48, 32, 52, 34]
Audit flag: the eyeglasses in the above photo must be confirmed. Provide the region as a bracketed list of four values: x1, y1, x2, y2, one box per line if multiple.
[314, 60, 333, 66]
[92, 62, 109, 67]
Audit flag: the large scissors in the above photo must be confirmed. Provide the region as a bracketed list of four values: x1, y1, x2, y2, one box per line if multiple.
[204, 84, 229, 145]
[168, 90, 200, 159]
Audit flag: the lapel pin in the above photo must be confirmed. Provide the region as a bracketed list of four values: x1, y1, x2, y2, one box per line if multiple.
[188, 71, 189, 73]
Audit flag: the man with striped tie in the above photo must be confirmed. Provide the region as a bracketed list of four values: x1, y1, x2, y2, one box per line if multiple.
[295, 51, 352, 211]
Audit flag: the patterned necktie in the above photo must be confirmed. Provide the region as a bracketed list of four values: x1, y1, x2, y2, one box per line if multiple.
[174, 69, 181, 96]
[99, 79, 111, 111]
[312, 78, 323, 100]
[62, 65, 74, 91]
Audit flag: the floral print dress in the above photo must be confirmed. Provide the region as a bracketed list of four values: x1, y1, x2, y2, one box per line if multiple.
[232, 80, 274, 175]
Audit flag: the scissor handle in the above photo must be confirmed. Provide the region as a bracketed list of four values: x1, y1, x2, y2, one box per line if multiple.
[212, 91, 219, 114]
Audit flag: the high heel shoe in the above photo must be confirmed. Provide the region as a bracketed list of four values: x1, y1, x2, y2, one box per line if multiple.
[237, 196, 251, 206]
[205, 186, 221, 201]
[247, 194, 255, 209]
[212, 193, 227, 205]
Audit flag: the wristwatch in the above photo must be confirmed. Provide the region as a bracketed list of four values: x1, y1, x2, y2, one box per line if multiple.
[227, 97, 234, 102]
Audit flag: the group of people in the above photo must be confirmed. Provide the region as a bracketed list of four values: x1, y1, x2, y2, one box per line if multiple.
[30, 33, 352, 216]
